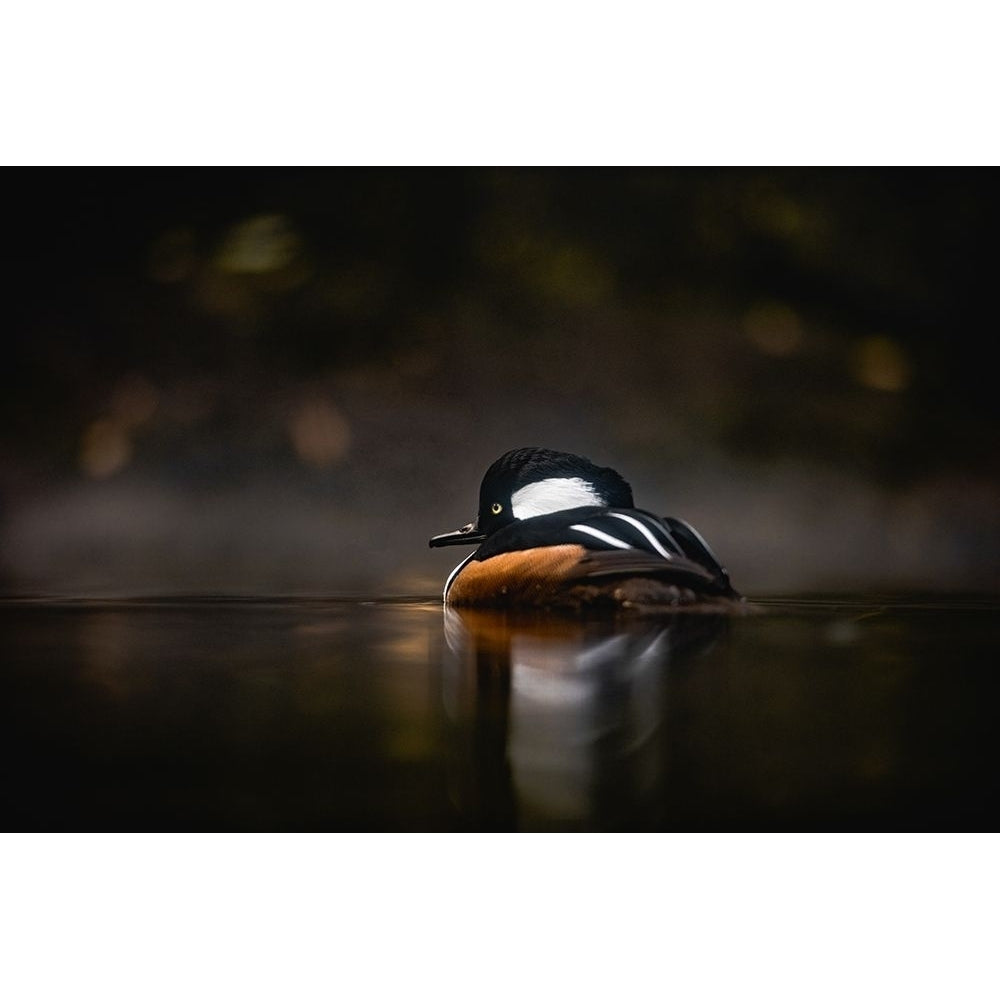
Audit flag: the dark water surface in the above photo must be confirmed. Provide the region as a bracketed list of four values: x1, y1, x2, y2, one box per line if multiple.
[3, 594, 998, 831]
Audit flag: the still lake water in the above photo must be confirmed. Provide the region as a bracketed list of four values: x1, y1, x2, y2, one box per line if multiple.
[3, 594, 998, 831]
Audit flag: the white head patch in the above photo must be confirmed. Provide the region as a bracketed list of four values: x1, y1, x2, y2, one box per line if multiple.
[510, 477, 602, 520]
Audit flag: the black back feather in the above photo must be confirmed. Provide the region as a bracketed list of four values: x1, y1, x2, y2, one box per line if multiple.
[473, 506, 738, 597]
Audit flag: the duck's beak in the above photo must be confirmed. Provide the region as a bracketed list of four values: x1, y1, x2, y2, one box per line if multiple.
[429, 522, 487, 547]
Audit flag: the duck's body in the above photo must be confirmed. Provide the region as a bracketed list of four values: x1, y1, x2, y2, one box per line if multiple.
[430, 448, 743, 614]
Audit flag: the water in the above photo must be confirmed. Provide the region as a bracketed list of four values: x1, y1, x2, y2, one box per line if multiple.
[3, 594, 998, 831]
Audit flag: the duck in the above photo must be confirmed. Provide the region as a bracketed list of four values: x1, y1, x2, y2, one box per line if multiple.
[429, 447, 744, 613]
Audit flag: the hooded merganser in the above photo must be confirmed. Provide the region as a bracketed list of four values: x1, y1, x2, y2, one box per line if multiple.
[429, 447, 744, 613]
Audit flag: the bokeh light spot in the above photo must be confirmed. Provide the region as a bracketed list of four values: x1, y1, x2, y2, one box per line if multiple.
[80, 419, 132, 479]
[216, 214, 300, 274]
[743, 301, 804, 356]
[288, 399, 351, 468]
[743, 180, 804, 239]
[543, 245, 615, 306]
[852, 336, 912, 392]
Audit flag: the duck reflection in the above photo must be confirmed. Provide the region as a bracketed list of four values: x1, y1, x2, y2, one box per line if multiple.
[441, 608, 728, 831]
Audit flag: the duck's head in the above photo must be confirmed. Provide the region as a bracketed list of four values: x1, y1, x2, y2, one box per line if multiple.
[429, 447, 634, 548]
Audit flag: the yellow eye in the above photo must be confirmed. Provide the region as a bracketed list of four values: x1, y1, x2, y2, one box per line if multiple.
[491, 502, 503, 515]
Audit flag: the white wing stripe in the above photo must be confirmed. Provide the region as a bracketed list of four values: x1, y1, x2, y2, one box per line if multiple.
[676, 518, 722, 564]
[606, 512, 673, 559]
[569, 524, 634, 550]
[644, 513, 681, 550]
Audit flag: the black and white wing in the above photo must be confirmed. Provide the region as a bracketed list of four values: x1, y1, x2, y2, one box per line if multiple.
[476, 506, 737, 596]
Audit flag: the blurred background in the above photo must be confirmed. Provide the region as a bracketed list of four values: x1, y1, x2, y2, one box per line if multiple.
[2, 168, 997, 596]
